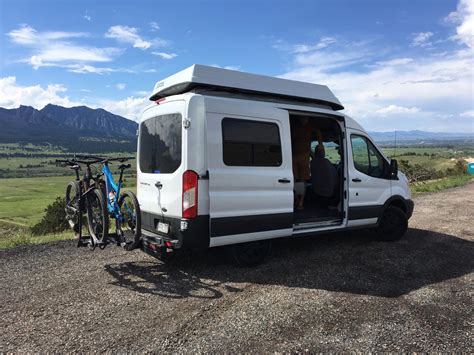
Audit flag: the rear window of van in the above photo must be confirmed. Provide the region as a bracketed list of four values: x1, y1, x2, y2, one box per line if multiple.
[139, 113, 182, 174]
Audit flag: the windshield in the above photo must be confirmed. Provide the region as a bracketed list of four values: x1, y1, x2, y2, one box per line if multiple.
[139, 113, 182, 174]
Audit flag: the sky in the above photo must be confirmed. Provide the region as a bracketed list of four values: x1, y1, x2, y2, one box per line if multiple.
[0, 0, 473, 132]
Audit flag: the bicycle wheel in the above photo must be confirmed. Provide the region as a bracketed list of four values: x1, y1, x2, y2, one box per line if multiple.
[86, 188, 109, 244]
[65, 181, 81, 233]
[117, 191, 141, 251]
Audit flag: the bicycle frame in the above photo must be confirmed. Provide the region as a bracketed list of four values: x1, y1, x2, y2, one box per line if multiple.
[102, 163, 123, 220]
[59, 158, 103, 248]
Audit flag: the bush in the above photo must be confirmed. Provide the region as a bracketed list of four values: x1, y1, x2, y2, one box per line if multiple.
[30, 197, 69, 235]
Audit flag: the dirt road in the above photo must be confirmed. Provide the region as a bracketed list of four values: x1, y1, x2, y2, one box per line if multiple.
[1, 183, 473, 352]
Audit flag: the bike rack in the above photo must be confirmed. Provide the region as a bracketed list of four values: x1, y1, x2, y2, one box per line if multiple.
[76, 232, 126, 250]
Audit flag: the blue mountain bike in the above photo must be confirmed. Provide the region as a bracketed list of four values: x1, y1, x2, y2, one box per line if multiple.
[98, 156, 141, 250]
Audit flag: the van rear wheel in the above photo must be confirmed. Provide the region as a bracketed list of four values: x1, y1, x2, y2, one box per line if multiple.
[376, 206, 408, 241]
[228, 240, 272, 267]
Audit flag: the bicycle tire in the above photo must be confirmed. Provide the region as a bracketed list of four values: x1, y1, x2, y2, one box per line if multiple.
[86, 188, 109, 244]
[65, 181, 81, 234]
[117, 191, 141, 251]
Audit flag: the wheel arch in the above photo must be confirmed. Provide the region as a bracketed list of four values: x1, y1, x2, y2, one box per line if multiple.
[378, 195, 409, 222]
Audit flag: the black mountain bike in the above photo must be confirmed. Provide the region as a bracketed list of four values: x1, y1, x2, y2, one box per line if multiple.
[56, 158, 108, 249]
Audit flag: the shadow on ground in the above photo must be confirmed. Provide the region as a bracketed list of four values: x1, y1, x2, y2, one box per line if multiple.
[104, 228, 474, 299]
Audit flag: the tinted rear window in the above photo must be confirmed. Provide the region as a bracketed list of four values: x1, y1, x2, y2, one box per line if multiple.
[139, 113, 182, 173]
[222, 117, 282, 166]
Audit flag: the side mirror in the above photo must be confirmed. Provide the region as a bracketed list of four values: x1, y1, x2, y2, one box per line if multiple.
[389, 159, 398, 178]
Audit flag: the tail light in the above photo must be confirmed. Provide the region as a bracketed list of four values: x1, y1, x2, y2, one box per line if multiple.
[182, 170, 198, 219]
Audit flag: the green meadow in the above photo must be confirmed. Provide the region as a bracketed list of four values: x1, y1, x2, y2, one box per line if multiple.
[0, 175, 71, 226]
[0, 174, 136, 227]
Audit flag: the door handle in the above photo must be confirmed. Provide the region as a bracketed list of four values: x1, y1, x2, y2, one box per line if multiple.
[278, 178, 291, 183]
[352, 178, 362, 183]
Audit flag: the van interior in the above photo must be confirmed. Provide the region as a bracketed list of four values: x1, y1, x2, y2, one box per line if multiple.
[289, 113, 344, 227]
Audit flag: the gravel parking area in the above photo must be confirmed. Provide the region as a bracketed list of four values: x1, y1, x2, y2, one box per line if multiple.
[1, 182, 473, 352]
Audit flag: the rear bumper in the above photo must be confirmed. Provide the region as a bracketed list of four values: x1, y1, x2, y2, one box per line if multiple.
[140, 211, 210, 251]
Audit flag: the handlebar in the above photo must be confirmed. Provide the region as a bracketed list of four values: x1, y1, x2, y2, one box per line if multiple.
[74, 154, 134, 164]
[55, 159, 80, 169]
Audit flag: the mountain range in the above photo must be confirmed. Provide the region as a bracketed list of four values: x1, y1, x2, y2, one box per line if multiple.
[0, 104, 472, 152]
[0, 104, 138, 152]
[368, 130, 474, 144]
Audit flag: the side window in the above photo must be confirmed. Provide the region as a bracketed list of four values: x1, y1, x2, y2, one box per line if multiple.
[351, 136, 370, 174]
[222, 117, 282, 167]
[368, 141, 384, 177]
[351, 135, 386, 178]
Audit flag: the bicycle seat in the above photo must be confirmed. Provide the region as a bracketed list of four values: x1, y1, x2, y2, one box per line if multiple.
[119, 163, 131, 170]
[69, 164, 80, 170]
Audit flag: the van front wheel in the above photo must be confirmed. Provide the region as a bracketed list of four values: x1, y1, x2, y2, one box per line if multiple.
[376, 206, 408, 241]
[228, 240, 272, 267]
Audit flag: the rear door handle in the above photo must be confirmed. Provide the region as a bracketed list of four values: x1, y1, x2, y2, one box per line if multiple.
[278, 178, 291, 183]
[352, 178, 362, 182]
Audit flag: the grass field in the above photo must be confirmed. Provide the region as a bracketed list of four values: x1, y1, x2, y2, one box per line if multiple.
[0, 176, 72, 226]
[411, 174, 473, 194]
[0, 175, 136, 227]
[0, 221, 73, 249]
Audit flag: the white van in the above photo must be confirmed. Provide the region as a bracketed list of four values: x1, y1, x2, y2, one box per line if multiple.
[137, 65, 414, 265]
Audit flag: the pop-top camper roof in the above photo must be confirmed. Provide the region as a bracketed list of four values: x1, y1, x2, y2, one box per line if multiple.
[149, 64, 344, 110]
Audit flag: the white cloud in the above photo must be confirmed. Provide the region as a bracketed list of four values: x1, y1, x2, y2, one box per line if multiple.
[99, 96, 148, 121]
[83, 14, 91, 21]
[374, 58, 413, 66]
[0, 76, 81, 109]
[105, 25, 151, 49]
[445, 0, 474, 48]
[152, 51, 177, 59]
[8, 25, 122, 70]
[376, 105, 421, 115]
[66, 64, 117, 74]
[149, 22, 160, 31]
[411, 31, 434, 47]
[277, 10, 473, 132]
[116, 83, 126, 90]
[8, 25, 88, 45]
[0, 76, 147, 121]
[293, 37, 337, 53]
[460, 110, 474, 118]
[210, 64, 241, 71]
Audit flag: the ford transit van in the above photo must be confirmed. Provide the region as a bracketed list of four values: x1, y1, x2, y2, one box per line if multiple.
[137, 64, 414, 265]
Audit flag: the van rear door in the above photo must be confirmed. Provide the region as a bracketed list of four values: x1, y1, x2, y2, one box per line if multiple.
[205, 100, 293, 247]
[137, 100, 185, 220]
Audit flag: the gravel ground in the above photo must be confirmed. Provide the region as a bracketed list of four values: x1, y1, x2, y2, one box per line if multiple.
[1, 183, 473, 352]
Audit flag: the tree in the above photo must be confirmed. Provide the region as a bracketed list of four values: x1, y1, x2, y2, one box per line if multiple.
[30, 197, 69, 235]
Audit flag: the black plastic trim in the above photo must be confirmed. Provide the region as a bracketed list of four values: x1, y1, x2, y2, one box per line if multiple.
[348, 197, 414, 223]
[211, 213, 293, 238]
[141, 211, 210, 250]
[348, 205, 382, 220]
[150, 82, 344, 111]
[381, 196, 414, 220]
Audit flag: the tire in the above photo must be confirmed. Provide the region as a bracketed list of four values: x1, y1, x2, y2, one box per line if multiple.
[375, 206, 408, 241]
[65, 181, 81, 234]
[117, 191, 141, 251]
[86, 188, 109, 244]
[228, 240, 272, 267]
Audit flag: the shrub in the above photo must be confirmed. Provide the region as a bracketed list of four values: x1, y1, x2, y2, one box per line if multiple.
[30, 197, 69, 235]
